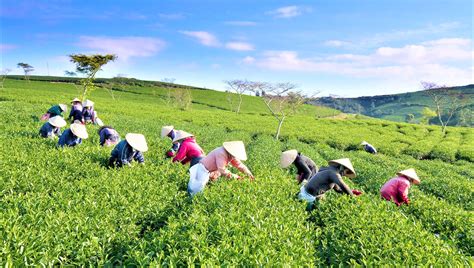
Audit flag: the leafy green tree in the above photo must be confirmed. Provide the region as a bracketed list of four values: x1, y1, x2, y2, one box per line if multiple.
[64, 70, 77, 77]
[16, 63, 34, 82]
[421, 107, 437, 125]
[69, 54, 117, 101]
[405, 113, 415, 123]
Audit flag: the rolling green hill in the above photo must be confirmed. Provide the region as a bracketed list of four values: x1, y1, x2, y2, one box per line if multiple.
[313, 84, 474, 126]
[1, 78, 473, 266]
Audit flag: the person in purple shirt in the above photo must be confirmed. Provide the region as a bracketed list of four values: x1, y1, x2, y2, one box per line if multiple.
[98, 126, 120, 147]
[361, 141, 377, 154]
[57, 122, 88, 148]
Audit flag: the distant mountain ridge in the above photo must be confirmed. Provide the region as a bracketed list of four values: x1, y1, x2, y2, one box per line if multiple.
[312, 84, 474, 127]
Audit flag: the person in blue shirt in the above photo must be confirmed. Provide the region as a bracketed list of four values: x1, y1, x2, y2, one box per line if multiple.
[57, 122, 88, 148]
[161, 125, 180, 157]
[98, 126, 120, 147]
[108, 133, 148, 168]
[39, 116, 67, 138]
[361, 141, 377, 154]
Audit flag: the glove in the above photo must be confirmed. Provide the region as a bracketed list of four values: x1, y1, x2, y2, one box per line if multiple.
[352, 189, 362, 196]
[166, 151, 174, 158]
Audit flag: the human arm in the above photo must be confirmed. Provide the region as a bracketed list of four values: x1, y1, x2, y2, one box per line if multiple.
[99, 130, 106, 146]
[230, 158, 254, 179]
[294, 157, 312, 182]
[134, 151, 145, 164]
[331, 173, 354, 196]
[397, 181, 410, 205]
[172, 142, 187, 163]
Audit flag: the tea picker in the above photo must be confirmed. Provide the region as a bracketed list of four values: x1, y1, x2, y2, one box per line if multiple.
[40, 103, 67, 120]
[82, 99, 98, 124]
[57, 122, 88, 147]
[298, 158, 362, 208]
[172, 130, 205, 167]
[161, 125, 180, 157]
[98, 126, 121, 147]
[108, 133, 148, 168]
[361, 141, 377, 154]
[380, 168, 420, 206]
[39, 116, 67, 138]
[68, 98, 83, 122]
[187, 141, 254, 197]
[280, 149, 318, 184]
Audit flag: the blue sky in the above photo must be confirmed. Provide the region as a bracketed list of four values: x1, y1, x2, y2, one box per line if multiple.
[1, 0, 472, 97]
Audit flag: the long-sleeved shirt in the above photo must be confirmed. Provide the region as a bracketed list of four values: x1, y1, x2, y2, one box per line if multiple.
[82, 107, 96, 123]
[200, 146, 251, 179]
[166, 130, 180, 157]
[57, 129, 82, 147]
[380, 176, 410, 206]
[99, 127, 120, 146]
[364, 144, 377, 154]
[68, 104, 83, 120]
[47, 105, 63, 117]
[39, 122, 61, 138]
[110, 140, 145, 165]
[70, 109, 83, 123]
[304, 166, 353, 197]
[172, 137, 205, 165]
[294, 154, 318, 183]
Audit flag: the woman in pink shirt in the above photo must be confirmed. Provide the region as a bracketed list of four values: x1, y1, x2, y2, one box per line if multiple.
[187, 141, 254, 196]
[380, 168, 420, 206]
[172, 131, 205, 167]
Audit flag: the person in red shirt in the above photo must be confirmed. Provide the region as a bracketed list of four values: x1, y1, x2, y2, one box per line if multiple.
[380, 168, 420, 206]
[172, 131, 205, 167]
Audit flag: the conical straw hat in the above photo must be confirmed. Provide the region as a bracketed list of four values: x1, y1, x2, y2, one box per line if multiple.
[172, 130, 194, 143]
[59, 104, 67, 112]
[397, 168, 420, 184]
[223, 141, 247, 161]
[361, 141, 369, 146]
[71, 98, 81, 103]
[48, 116, 67, 128]
[83, 99, 94, 107]
[125, 133, 148, 152]
[161, 125, 174, 138]
[280, 149, 298, 168]
[329, 158, 356, 178]
[70, 123, 88, 139]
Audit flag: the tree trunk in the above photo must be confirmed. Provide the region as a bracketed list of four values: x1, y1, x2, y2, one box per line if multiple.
[275, 116, 285, 140]
[237, 94, 243, 113]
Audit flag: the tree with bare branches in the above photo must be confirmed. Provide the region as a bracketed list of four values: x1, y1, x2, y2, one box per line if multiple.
[0, 68, 11, 88]
[422, 81, 467, 134]
[162, 78, 176, 102]
[224, 79, 254, 113]
[256, 82, 313, 140]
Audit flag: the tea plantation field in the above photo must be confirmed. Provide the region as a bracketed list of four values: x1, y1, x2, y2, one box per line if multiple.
[1, 79, 473, 266]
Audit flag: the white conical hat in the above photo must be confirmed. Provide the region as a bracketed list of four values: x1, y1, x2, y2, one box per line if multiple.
[71, 98, 81, 103]
[70, 123, 88, 139]
[361, 141, 369, 146]
[172, 130, 194, 143]
[397, 168, 420, 184]
[125, 133, 148, 152]
[161, 125, 174, 138]
[223, 141, 247, 161]
[83, 99, 94, 107]
[329, 158, 356, 178]
[59, 104, 67, 112]
[280, 149, 298, 168]
[48, 116, 67, 128]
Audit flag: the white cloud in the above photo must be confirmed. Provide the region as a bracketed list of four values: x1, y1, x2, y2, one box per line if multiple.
[159, 13, 185, 20]
[324, 40, 352, 47]
[225, 42, 254, 51]
[224, 21, 257, 26]
[180, 31, 221, 47]
[0, 44, 16, 52]
[267, 5, 311, 18]
[243, 38, 473, 86]
[77, 36, 166, 61]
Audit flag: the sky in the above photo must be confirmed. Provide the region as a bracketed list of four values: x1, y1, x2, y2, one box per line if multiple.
[1, 0, 473, 97]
